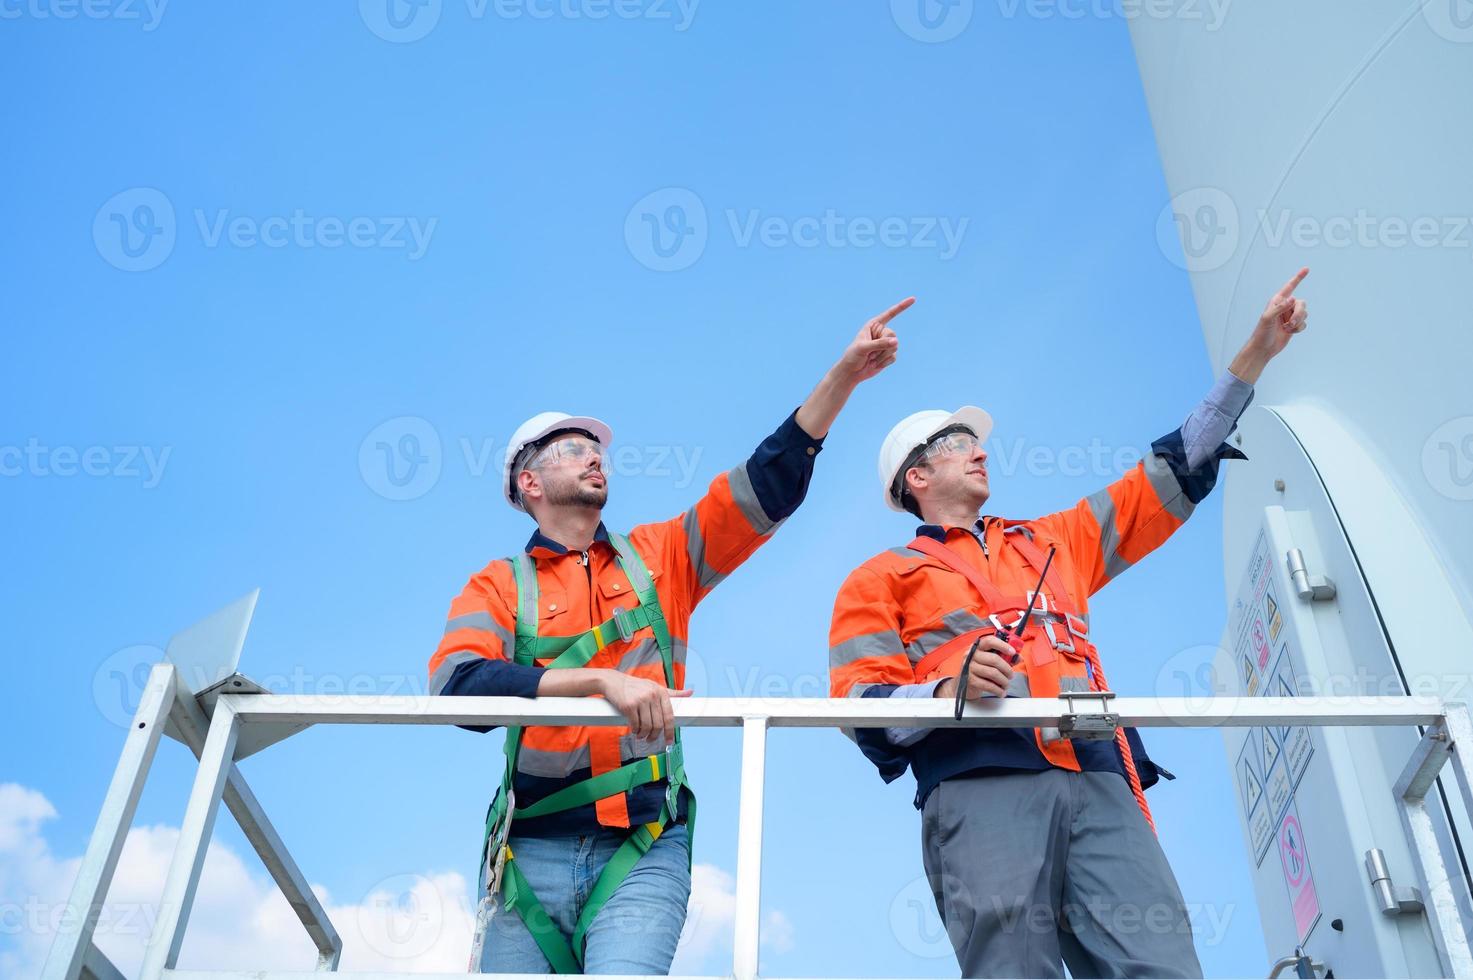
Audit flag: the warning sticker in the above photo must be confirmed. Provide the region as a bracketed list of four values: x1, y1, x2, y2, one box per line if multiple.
[1251, 615, 1271, 671]
[1262, 726, 1281, 775]
[1243, 751, 1266, 813]
[1277, 808, 1321, 942]
[1265, 585, 1283, 644]
[1239, 651, 1260, 696]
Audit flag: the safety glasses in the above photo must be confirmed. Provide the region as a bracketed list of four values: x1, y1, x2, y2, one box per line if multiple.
[919, 430, 983, 462]
[529, 437, 604, 468]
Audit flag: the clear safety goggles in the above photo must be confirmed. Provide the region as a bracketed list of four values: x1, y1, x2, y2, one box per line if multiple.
[919, 430, 983, 462]
[529, 436, 604, 468]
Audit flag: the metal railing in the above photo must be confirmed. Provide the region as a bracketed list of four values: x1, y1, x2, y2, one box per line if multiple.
[42, 659, 1473, 980]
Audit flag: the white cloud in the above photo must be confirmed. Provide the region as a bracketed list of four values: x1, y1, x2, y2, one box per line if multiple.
[674, 863, 795, 974]
[0, 783, 792, 977]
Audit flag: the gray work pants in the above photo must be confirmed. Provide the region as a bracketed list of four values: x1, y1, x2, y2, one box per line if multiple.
[921, 769, 1204, 979]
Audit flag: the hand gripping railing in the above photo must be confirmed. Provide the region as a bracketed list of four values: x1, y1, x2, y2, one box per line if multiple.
[42, 661, 1473, 980]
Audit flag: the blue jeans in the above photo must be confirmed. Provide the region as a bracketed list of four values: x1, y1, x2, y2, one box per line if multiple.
[480, 824, 691, 974]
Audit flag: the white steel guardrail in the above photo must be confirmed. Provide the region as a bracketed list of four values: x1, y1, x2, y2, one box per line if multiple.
[42, 660, 1473, 980]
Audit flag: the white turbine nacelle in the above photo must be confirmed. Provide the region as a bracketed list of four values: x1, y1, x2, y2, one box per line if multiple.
[1130, 5, 1473, 976]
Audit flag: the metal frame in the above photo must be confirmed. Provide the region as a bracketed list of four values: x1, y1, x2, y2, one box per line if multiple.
[43, 668, 1473, 980]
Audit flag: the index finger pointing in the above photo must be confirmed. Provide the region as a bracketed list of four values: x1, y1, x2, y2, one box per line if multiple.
[1275, 267, 1309, 300]
[874, 296, 916, 326]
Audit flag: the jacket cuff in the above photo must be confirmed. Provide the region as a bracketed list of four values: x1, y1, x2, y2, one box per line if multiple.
[744, 409, 827, 524]
[1150, 428, 1248, 505]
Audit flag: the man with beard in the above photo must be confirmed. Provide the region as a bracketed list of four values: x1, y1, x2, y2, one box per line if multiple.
[430, 298, 910, 974]
[828, 272, 1310, 978]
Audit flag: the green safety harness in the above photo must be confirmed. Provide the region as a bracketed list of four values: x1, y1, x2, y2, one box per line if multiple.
[480, 531, 695, 973]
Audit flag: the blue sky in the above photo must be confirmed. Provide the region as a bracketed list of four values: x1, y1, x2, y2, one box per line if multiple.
[2, 2, 1267, 975]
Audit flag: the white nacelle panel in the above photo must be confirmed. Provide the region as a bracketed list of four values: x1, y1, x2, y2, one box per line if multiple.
[1217, 406, 1470, 976]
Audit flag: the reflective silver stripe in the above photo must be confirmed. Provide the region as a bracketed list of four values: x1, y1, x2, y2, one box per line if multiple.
[614, 637, 686, 674]
[906, 608, 990, 662]
[682, 506, 728, 592]
[846, 681, 879, 699]
[889, 546, 919, 559]
[443, 611, 513, 646]
[1086, 487, 1132, 582]
[516, 732, 681, 779]
[428, 650, 487, 696]
[1059, 675, 1094, 694]
[516, 741, 591, 779]
[1007, 672, 1033, 697]
[829, 630, 906, 668]
[514, 554, 539, 625]
[1144, 450, 1195, 523]
[727, 463, 776, 535]
[609, 531, 653, 594]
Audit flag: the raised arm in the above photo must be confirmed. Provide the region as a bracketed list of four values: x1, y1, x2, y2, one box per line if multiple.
[1037, 269, 1310, 595]
[660, 298, 911, 608]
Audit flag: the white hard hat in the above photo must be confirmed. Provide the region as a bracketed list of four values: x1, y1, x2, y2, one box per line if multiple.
[503, 411, 614, 512]
[878, 407, 994, 512]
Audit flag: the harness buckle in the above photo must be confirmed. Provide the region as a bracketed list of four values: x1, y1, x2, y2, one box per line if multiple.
[611, 605, 637, 643]
[483, 788, 515, 898]
[663, 746, 680, 815]
[1056, 690, 1118, 741]
[1042, 615, 1077, 655]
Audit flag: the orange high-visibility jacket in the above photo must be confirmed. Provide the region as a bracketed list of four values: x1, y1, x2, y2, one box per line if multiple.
[829, 438, 1219, 807]
[431, 414, 820, 832]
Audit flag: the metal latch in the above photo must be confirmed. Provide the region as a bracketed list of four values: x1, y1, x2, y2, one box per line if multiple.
[1286, 548, 1336, 602]
[1268, 947, 1324, 978]
[1057, 690, 1119, 741]
[1365, 847, 1424, 915]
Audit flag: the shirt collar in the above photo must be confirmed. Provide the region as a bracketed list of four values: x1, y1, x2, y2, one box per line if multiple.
[916, 516, 990, 542]
[525, 521, 611, 557]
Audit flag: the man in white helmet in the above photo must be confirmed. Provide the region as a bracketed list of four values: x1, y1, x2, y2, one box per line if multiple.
[829, 272, 1310, 978]
[430, 298, 910, 974]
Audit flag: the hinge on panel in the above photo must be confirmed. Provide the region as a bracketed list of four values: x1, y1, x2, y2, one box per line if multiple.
[1365, 847, 1425, 916]
[1286, 548, 1337, 601]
